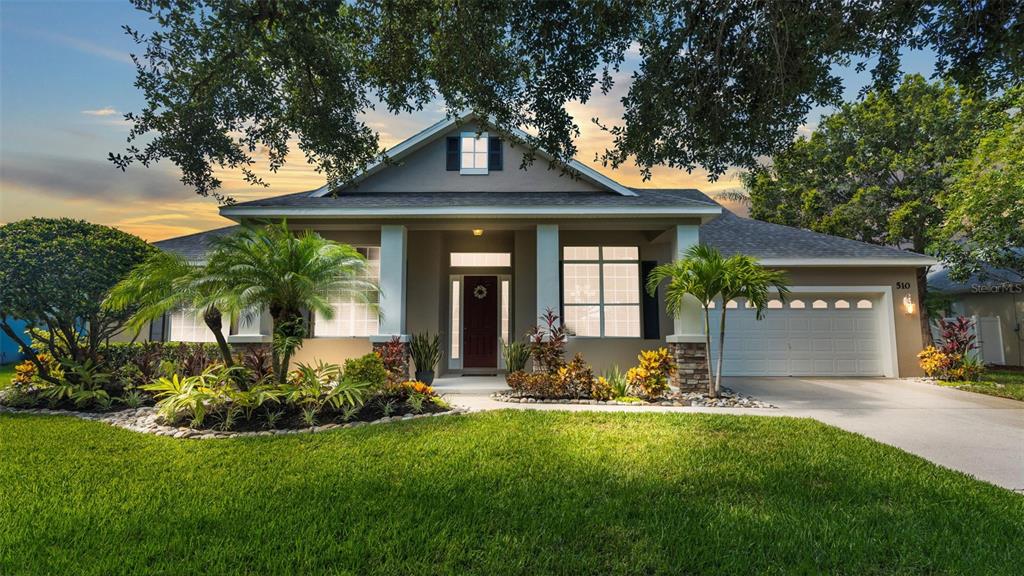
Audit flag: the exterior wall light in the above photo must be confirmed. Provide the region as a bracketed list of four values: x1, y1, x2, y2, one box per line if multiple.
[472, 229, 484, 237]
[902, 294, 915, 315]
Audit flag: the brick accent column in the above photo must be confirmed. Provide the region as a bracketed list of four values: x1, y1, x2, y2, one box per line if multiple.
[669, 342, 710, 393]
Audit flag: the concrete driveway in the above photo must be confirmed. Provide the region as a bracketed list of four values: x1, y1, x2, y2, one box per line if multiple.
[727, 377, 1024, 492]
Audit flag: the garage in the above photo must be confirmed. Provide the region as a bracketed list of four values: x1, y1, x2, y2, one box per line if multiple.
[711, 292, 894, 377]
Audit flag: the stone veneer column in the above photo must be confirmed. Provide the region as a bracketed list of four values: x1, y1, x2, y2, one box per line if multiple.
[666, 223, 709, 392]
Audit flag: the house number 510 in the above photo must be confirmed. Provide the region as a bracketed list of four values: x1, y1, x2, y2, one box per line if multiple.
[896, 281, 911, 289]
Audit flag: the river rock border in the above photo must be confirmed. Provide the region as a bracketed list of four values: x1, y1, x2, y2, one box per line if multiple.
[0, 405, 469, 439]
[491, 389, 775, 409]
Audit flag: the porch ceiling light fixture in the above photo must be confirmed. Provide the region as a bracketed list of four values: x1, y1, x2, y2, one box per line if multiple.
[472, 228, 484, 237]
[902, 294, 915, 315]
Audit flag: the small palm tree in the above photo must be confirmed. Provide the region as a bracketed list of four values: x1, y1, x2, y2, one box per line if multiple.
[205, 221, 378, 382]
[106, 251, 237, 369]
[646, 245, 728, 395]
[646, 245, 789, 397]
[713, 256, 790, 394]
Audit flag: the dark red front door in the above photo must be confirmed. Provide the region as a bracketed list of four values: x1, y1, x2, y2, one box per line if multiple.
[463, 276, 498, 368]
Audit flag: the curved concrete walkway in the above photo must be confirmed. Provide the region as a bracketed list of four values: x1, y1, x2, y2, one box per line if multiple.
[435, 375, 1024, 492]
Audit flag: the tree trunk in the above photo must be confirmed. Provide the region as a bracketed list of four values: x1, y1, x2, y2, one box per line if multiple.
[715, 307, 728, 394]
[202, 306, 235, 368]
[0, 320, 60, 385]
[704, 307, 716, 398]
[917, 266, 934, 347]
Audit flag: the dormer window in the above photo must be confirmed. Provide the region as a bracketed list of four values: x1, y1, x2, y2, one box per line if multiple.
[461, 132, 488, 174]
[446, 133, 503, 174]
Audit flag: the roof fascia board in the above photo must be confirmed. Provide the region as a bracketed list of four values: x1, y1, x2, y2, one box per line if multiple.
[221, 205, 722, 219]
[758, 257, 937, 267]
[311, 113, 637, 198]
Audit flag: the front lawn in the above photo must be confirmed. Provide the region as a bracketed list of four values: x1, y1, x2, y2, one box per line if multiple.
[1, 412, 1020, 575]
[939, 369, 1024, 401]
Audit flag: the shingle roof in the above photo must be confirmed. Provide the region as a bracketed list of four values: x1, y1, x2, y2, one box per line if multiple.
[700, 210, 932, 263]
[227, 187, 718, 209]
[152, 225, 239, 261]
[155, 190, 931, 265]
[928, 260, 1024, 294]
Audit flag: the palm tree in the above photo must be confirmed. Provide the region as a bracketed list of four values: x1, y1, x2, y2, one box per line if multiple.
[646, 245, 789, 397]
[205, 221, 377, 382]
[713, 256, 789, 395]
[105, 251, 237, 369]
[646, 245, 727, 395]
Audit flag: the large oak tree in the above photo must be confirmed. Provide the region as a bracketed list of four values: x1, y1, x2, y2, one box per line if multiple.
[113, 0, 1022, 200]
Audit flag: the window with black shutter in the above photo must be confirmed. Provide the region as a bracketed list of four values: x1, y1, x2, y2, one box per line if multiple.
[488, 137, 503, 171]
[445, 137, 459, 171]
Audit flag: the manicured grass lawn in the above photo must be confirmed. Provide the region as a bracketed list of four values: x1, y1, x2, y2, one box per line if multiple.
[0, 363, 14, 387]
[940, 369, 1024, 401]
[2, 412, 1021, 575]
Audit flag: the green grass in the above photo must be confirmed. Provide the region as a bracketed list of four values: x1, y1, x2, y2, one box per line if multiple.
[1, 412, 1021, 575]
[0, 363, 14, 387]
[940, 369, 1024, 401]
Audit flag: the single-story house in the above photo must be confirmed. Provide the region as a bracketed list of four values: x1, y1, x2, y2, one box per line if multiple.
[150, 114, 935, 382]
[928, 263, 1023, 367]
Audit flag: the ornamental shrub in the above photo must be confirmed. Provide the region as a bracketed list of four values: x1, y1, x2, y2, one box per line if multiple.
[556, 353, 595, 399]
[343, 352, 388, 391]
[528, 308, 567, 374]
[627, 348, 674, 398]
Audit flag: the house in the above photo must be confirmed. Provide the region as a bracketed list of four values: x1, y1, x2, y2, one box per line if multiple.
[151, 115, 935, 382]
[928, 263, 1023, 367]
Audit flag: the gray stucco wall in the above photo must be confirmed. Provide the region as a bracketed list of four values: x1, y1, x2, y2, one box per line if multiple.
[348, 122, 603, 193]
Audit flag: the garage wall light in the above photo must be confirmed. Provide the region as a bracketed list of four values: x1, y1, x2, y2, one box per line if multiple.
[902, 294, 915, 315]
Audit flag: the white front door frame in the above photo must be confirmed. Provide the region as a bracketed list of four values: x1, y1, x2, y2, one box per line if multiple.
[448, 273, 512, 371]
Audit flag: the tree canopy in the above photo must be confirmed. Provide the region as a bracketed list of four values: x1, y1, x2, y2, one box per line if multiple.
[113, 0, 1022, 200]
[933, 89, 1024, 281]
[0, 218, 155, 382]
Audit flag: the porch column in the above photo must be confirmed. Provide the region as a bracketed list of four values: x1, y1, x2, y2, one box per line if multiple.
[378, 224, 407, 338]
[665, 223, 710, 392]
[536, 224, 560, 322]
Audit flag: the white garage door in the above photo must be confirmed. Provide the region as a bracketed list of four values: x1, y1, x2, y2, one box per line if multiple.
[711, 294, 887, 377]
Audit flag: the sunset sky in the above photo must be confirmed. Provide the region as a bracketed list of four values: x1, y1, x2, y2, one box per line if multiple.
[0, 1, 939, 242]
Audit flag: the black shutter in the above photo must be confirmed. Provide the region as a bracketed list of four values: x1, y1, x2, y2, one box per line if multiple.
[445, 137, 459, 171]
[488, 137, 503, 170]
[641, 260, 660, 339]
[149, 313, 167, 342]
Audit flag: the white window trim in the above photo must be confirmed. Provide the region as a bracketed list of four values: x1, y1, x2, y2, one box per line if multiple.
[562, 246, 642, 339]
[312, 246, 380, 338]
[448, 274, 512, 370]
[459, 131, 489, 175]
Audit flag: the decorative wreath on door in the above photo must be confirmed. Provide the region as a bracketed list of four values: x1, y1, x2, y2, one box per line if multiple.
[473, 284, 488, 299]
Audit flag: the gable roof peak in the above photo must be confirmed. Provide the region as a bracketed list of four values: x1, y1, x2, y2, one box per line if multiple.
[309, 112, 637, 198]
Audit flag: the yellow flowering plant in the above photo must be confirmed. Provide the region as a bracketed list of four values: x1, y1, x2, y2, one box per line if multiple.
[626, 348, 674, 398]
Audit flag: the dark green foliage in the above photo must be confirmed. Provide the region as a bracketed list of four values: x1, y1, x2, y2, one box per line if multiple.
[2, 412, 1022, 574]
[115, 1, 1021, 197]
[0, 218, 155, 382]
[500, 339, 531, 373]
[342, 352, 388, 391]
[409, 332, 441, 374]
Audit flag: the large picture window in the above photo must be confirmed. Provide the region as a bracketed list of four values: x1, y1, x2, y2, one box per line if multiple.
[168, 308, 227, 343]
[562, 246, 640, 337]
[313, 246, 380, 337]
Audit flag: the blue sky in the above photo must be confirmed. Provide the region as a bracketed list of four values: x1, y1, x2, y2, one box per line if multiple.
[0, 1, 940, 240]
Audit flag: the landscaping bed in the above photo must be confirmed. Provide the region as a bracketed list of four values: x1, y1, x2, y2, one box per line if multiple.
[2, 410, 1021, 575]
[492, 387, 774, 408]
[935, 369, 1024, 402]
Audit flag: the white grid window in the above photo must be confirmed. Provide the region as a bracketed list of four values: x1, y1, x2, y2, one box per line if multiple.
[168, 308, 227, 343]
[450, 252, 511, 267]
[313, 247, 380, 337]
[460, 132, 488, 174]
[562, 246, 641, 337]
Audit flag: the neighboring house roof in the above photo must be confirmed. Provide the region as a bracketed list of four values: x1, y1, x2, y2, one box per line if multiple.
[928, 262, 1024, 295]
[307, 113, 638, 198]
[700, 210, 935, 267]
[220, 187, 720, 219]
[152, 225, 239, 262]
